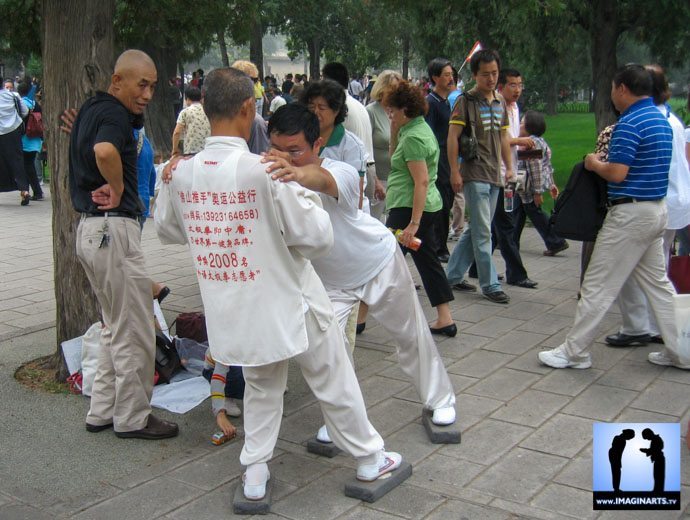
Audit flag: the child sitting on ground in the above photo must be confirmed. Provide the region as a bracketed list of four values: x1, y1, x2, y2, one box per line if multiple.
[202, 350, 245, 440]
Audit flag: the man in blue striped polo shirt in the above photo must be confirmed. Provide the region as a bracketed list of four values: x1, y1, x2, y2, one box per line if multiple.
[538, 64, 688, 370]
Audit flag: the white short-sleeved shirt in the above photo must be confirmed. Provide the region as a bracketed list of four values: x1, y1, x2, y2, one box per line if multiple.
[311, 158, 396, 290]
[269, 95, 287, 114]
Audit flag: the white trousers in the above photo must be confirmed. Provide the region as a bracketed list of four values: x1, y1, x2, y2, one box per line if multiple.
[240, 309, 383, 467]
[328, 247, 455, 410]
[563, 201, 680, 362]
[617, 229, 675, 336]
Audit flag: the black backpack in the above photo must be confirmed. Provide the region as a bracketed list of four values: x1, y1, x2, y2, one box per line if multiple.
[550, 161, 608, 242]
[155, 331, 182, 384]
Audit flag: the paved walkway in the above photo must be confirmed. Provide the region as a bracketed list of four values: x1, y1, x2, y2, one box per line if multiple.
[0, 187, 688, 519]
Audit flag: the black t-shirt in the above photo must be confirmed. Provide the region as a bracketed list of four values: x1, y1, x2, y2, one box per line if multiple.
[281, 80, 294, 95]
[425, 91, 451, 183]
[69, 92, 144, 215]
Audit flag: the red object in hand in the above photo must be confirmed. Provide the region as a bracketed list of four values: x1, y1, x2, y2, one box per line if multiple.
[392, 229, 422, 251]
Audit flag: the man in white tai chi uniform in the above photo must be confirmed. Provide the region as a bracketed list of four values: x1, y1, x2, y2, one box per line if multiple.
[155, 67, 401, 501]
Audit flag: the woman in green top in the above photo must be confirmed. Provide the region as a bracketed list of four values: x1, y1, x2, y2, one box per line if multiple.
[384, 81, 456, 337]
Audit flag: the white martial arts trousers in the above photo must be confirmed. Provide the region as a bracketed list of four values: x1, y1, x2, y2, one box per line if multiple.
[563, 200, 681, 363]
[327, 247, 456, 411]
[240, 309, 383, 467]
[616, 229, 676, 337]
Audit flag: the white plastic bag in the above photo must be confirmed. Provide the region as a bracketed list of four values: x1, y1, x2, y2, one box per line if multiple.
[673, 294, 690, 366]
[81, 322, 103, 397]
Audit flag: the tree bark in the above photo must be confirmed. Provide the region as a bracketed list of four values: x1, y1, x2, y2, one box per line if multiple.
[590, 0, 619, 133]
[249, 15, 263, 79]
[142, 45, 177, 157]
[401, 35, 410, 80]
[42, 0, 114, 377]
[308, 37, 321, 81]
[545, 78, 559, 116]
[218, 29, 230, 68]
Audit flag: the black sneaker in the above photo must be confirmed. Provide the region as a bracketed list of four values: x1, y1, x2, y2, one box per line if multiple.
[483, 291, 510, 304]
[452, 280, 477, 292]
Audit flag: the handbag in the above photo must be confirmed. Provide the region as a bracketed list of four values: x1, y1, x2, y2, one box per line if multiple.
[458, 93, 478, 161]
[25, 111, 44, 138]
[172, 311, 208, 343]
[154, 331, 182, 384]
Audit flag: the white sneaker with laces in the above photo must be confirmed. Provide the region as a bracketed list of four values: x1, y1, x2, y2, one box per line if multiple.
[316, 424, 332, 443]
[224, 398, 242, 417]
[431, 405, 456, 426]
[538, 345, 591, 369]
[243, 462, 270, 500]
[648, 351, 690, 369]
[357, 450, 402, 481]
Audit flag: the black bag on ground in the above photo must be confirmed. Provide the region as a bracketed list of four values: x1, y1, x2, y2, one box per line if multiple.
[155, 331, 182, 384]
[172, 311, 208, 343]
[550, 161, 608, 242]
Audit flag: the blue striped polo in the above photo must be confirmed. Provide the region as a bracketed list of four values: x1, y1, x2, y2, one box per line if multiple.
[607, 97, 673, 200]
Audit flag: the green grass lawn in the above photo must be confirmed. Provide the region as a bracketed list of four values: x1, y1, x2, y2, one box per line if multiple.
[541, 113, 598, 212]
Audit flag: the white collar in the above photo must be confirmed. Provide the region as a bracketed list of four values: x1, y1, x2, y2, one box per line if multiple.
[203, 136, 250, 151]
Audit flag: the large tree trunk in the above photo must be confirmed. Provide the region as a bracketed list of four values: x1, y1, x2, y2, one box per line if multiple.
[143, 46, 177, 156]
[218, 29, 230, 68]
[401, 35, 410, 80]
[308, 37, 321, 81]
[42, 0, 113, 377]
[249, 15, 263, 79]
[545, 78, 559, 116]
[590, 0, 619, 133]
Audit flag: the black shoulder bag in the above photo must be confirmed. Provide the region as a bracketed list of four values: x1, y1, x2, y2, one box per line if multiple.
[458, 93, 478, 161]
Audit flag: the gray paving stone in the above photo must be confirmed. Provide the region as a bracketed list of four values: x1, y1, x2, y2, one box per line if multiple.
[505, 347, 554, 374]
[561, 384, 638, 421]
[277, 401, 325, 444]
[71, 477, 204, 519]
[344, 461, 412, 503]
[658, 365, 690, 385]
[423, 499, 512, 520]
[597, 361, 664, 391]
[519, 414, 592, 458]
[336, 505, 404, 519]
[552, 455, 592, 491]
[482, 330, 550, 356]
[440, 418, 533, 465]
[463, 368, 540, 402]
[167, 443, 244, 491]
[382, 423, 443, 466]
[615, 408, 680, 424]
[496, 301, 553, 321]
[233, 478, 273, 514]
[469, 447, 567, 502]
[271, 467, 360, 520]
[454, 303, 503, 323]
[463, 316, 524, 338]
[532, 367, 604, 396]
[365, 481, 446, 519]
[489, 499, 569, 520]
[359, 375, 412, 408]
[446, 350, 515, 378]
[366, 398, 424, 437]
[269, 452, 334, 488]
[454, 393, 507, 430]
[517, 312, 573, 336]
[407, 452, 484, 496]
[630, 379, 690, 417]
[531, 482, 595, 519]
[0, 504, 55, 520]
[490, 389, 570, 427]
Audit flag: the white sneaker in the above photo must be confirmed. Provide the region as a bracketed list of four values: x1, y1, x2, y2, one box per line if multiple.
[224, 398, 242, 417]
[243, 462, 270, 500]
[431, 405, 456, 426]
[648, 351, 690, 369]
[316, 424, 332, 443]
[357, 451, 402, 482]
[538, 345, 591, 369]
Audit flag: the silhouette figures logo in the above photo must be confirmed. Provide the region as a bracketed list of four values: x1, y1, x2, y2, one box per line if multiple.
[593, 423, 680, 510]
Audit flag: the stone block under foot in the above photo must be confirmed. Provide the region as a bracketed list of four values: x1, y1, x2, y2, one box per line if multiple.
[344, 460, 412, 503]
[232, 479, 273, 515]
[422, 409, 461, 444]
[306, 437, 342, 458]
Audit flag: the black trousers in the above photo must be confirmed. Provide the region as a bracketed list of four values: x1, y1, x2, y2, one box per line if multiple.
[387, 207, 454, 307]
[469, 188, 528, 283]
[22, 151, 43, 197]
[434, 180, 454, 256]
[513, 196, 565, 251]
[0, 126, 25, 192]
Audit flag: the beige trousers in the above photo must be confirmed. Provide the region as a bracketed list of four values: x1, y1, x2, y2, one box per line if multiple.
[77, 216, 155, 432]
[240, 309, 383, 466]
[328, 247, 456, 410]
[564, 201, 680, 362]
[451, 189, 466, 235]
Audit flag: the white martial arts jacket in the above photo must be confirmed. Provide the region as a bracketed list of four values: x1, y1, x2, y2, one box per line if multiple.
[155, 136, 335, 366]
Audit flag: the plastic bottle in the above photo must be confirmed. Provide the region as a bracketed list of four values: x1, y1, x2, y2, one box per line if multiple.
[503, 185, 515, 212]
[391, 228, 422, 251]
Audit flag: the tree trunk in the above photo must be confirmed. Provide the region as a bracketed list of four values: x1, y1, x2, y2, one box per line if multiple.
[590, 0, 619, 133]
[401, 35, 410, 80]
[249, 15, 263, 79]
[308, 37, 321, 81]
[218, 29, 230, 68]
[42, 0, 113, 377]
[142, 46, 177, 156]
[545, 78, 559, 116]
